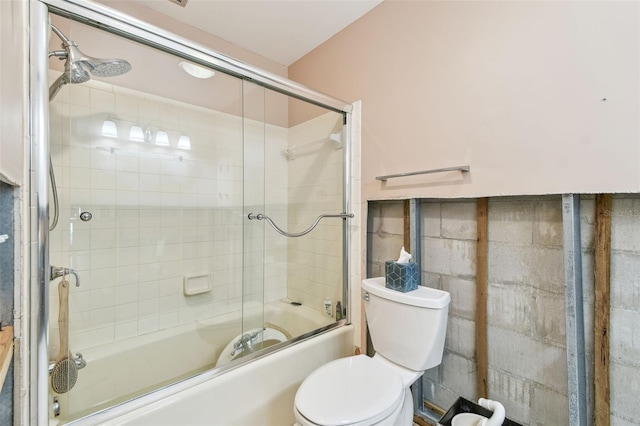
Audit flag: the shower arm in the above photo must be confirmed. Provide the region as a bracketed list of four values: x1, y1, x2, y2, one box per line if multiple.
[248, 212, 354, 238]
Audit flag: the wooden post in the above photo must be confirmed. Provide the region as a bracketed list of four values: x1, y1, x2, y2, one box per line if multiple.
[594, 194, 612, 426]
[476, 198, 489, 398]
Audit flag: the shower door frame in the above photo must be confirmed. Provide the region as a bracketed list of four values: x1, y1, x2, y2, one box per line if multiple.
[28, 0, 353, 424]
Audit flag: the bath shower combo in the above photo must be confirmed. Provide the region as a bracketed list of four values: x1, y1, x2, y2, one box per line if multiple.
[31, 1, 354, 424]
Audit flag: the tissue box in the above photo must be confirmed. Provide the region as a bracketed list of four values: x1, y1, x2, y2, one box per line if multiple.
[385, 261, 418, 292]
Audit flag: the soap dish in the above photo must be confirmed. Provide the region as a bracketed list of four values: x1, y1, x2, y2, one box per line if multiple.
[183, 273, 211, 296]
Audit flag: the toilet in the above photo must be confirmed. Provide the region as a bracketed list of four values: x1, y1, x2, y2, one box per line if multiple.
[294, 277, 450, 426]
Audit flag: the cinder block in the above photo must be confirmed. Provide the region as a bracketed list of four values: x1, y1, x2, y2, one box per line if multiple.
[488, 284, 533, 335]
[422, 272, 442, 289]
[610, 416, 640, 426]
[446, 316, 476, 359]
[488, 326, 568, 394]
[441, 276, 476, 320]
[369, 201, 404, 236]
[369, 233, 404, 265]
[424, 237, 453, 275]
[611, 307, 640, 368]
[611, 361, 640, 423]
[610, 252, 640, 310]
[440, 351, 478, 402]
[611, 198, 640, 252]
[424, 238, 476, 278]
[450, 239, 477, 278]
[441, 201, 477, 241]
[532, 289, 566, 347]
[488, 243, 564, 293]
[488, 368, 532, 425]
[488, 200, 534, 244]
[531, 386, 569, 426]
[533, 199, 563, 247]
[422, 202, 441, 238]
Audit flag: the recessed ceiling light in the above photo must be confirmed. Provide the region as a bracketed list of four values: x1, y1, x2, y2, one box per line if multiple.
[179, 61, 215, 79]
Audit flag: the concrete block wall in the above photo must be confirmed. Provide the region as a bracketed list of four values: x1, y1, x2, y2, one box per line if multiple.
[367, 195, 640, 425]
[609, 196, 640, 425]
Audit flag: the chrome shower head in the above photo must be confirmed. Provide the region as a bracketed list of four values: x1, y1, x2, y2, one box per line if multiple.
[48, 24, 132, 100]
[64, 42, 132, 78]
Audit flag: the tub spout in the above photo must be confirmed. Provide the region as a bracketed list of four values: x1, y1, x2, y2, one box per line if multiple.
[50, 265, 80, 287]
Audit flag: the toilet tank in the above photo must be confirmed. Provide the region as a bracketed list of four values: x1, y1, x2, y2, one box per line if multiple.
[362, 277, 450, 371]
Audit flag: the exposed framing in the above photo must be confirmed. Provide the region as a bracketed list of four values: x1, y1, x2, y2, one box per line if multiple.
[561, 194, 588, 426]
[594, 194, 612, 425]
[475, 198, 489, 398]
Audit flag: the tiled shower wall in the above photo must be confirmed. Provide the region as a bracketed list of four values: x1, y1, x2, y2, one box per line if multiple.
[48, 75, 289, 351]
[287, 112, 346, 312]
[367, 195, 640, 425]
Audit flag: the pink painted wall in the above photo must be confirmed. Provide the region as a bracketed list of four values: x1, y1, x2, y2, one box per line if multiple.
[290, 0, 640, 200]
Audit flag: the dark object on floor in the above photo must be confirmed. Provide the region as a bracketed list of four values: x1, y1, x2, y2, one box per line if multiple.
[439, 397, 522, 426]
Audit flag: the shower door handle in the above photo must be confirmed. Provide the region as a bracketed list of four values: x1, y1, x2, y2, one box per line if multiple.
[248, 212, 354, 238]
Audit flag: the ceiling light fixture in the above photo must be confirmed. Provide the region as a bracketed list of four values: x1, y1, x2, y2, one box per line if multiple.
[179, 61, 215, 79]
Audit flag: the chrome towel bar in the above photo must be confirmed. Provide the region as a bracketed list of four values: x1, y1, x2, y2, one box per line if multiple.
[248, 212, 354, 238]
[376, 165, 470, 181]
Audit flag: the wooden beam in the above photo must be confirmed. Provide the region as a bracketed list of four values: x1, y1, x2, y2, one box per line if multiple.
[476, 198, 489, 399]
[594, 194, 612, 426]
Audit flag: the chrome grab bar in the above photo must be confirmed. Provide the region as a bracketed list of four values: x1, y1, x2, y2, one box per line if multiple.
[248, 212, 354, 238]
[376, 165, 470, 181]
[50, 266, 81, 287]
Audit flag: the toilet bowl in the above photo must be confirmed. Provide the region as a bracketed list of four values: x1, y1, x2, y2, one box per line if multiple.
[293, 278, 451, 426]
[294, 355, 416, 426]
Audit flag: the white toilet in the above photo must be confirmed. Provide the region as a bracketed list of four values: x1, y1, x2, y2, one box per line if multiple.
[294, 277, 451, 426]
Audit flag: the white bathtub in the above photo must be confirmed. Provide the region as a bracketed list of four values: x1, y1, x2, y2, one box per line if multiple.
[55, 301, 347, 424]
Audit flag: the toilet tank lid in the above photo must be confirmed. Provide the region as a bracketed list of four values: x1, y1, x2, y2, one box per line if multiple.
[362, 277, 450, 309]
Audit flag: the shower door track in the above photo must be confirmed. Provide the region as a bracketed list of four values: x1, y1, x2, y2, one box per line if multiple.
[29, 0, 354, 424]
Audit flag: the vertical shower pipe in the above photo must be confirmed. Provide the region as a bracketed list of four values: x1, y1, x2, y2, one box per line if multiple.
[29, 1, 52, 423]
[561, 194, 588, 426]
[342, 114, 351, 324]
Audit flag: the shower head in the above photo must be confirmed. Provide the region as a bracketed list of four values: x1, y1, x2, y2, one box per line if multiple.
[48, 24, 132, 100]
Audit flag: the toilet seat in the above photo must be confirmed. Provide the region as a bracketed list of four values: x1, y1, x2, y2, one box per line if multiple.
[295, 355, 404, 426]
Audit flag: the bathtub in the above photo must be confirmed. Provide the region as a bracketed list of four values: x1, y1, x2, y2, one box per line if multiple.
[54, 301, 350, 425]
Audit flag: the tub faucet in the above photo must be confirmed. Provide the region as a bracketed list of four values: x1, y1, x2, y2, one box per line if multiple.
[50, 265, 80, 287]
[230, 329, 263, 356]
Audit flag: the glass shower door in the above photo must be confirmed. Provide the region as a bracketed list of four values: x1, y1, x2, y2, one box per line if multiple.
[47, 15, 248, 422]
